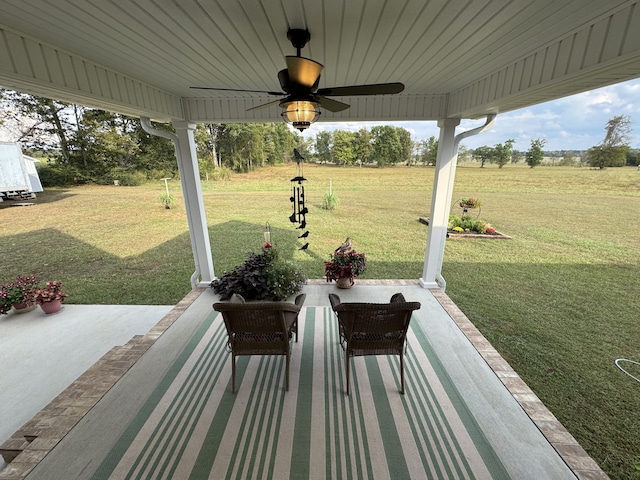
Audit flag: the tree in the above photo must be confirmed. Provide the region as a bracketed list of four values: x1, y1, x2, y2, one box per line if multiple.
[195, 123, 220, 177]
[332, 130, 357, 165]
[215, 123, 266, 172]
[264, 122, 299, 165]
[397, 128, 413, 165]
[80, 109, 140, 176]
[457, 145, 470, 163]
[587, 115, 632, 169]
[2, 90, 75, 163]
[2, 90, 178, 182]
[354, 128, 373, 165]
[294, 137, 314, 161]
[315, 131, 333, 163]
[626, 148, 640, 166]
[370, 125, 403, 167]
[473, 146, 495, 168]
[415, 136, 438, 165]
[525, 138, 546, 168]
[493, 139, 515, 168]
[559, 151, 576, 166]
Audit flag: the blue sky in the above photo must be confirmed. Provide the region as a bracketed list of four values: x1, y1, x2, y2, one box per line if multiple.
[303, 78, 640, 152]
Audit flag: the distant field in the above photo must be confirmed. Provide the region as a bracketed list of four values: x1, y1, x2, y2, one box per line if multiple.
[1, 163, 639, 477]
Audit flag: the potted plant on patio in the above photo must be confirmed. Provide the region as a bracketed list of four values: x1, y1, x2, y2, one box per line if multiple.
[211, 243, 307, 301]
[324, 247, 367, 288]
[0, 275, 39, 314]
[35, 280, 67, 314]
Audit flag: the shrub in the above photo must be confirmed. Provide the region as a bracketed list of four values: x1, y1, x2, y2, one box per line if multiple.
[448, 214, 490, 234]
[106, 169, 148, 186]
[211, 246, 306, 301]
[208, 167, 233, 181]
[265, 257, 307, 301]
[321, 192, 339, 210]
[36, 163, 81, 187]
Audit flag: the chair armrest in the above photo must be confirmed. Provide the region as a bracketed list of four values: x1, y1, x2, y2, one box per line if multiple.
[390, 292, 406, 303]
[329, 293, 342, 311]
[294, 293, 306, 309]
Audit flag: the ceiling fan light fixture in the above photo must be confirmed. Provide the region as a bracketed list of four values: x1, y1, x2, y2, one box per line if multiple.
[281, 98, 321, 131]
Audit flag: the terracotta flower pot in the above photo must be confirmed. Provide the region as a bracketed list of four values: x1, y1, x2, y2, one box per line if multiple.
[12, 302, 36, 313]
[40, 300, 63, 314]
[336, 277, 354, 289]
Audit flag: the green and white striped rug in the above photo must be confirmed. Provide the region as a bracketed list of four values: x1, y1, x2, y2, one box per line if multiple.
[94, 307, 509, 479]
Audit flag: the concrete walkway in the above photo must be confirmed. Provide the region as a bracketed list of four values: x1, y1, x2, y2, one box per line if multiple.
[0, 303, 172, 472]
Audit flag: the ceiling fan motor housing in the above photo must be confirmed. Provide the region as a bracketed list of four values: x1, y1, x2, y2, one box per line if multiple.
[287, 29, 311, 53]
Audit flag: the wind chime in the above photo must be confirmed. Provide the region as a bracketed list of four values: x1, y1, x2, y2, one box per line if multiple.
[290, 149, 309, 250]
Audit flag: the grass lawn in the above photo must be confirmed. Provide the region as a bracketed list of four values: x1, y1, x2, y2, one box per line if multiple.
[1, 163, 639, 478]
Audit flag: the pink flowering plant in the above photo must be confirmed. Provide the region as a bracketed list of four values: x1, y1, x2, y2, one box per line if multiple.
[324, 248, 367, 282]
[34, 281, 67, 305]
[0, 275, 39, 314]
[0, 290, 11, 315]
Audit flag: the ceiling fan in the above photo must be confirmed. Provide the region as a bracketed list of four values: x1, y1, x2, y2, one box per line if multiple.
[191, 29, 404, 131]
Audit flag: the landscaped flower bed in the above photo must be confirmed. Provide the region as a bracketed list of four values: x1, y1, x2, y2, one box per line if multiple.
[417, 217, 511, 239]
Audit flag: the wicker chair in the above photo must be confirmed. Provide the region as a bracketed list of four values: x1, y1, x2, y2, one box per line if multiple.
[213, 293, 306, 393]
[329, 293, 421, 395]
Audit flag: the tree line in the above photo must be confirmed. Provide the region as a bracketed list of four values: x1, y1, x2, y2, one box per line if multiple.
[0, 90, 441, 185]
[469, 115, 637, 169]
[311, 127, 439, 167]
[1, 90, 636, 187]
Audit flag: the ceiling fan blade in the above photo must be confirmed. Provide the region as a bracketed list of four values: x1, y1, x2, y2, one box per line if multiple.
[315, 95, 350, 113]
[286, 56, 323, 88]
[190, 86, 283, 96]
[246, 99, 283, 111]
[316, 82, 404, 96]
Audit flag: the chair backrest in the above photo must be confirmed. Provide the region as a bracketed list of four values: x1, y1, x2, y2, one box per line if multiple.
[329, 293, 421, 351]
[213, 294, 305, 342]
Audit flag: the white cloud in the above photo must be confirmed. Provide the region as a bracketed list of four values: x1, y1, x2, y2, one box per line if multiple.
[307, 78, 640, 151]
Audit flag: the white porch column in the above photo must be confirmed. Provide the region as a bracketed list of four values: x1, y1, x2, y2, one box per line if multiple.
[420, 118, 460, 290]
[172, 121, 215, 286]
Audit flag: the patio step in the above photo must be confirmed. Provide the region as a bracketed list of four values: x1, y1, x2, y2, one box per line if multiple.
[0, 338, 153, 467]
[0, 437, 30, 463]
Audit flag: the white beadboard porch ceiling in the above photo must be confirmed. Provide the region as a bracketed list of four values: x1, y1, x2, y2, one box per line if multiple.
[1, 0, 640, 123]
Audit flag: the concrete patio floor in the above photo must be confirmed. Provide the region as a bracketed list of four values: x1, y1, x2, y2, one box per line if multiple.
[0, 283, 606, 479]
[0, 303, 173, 473]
